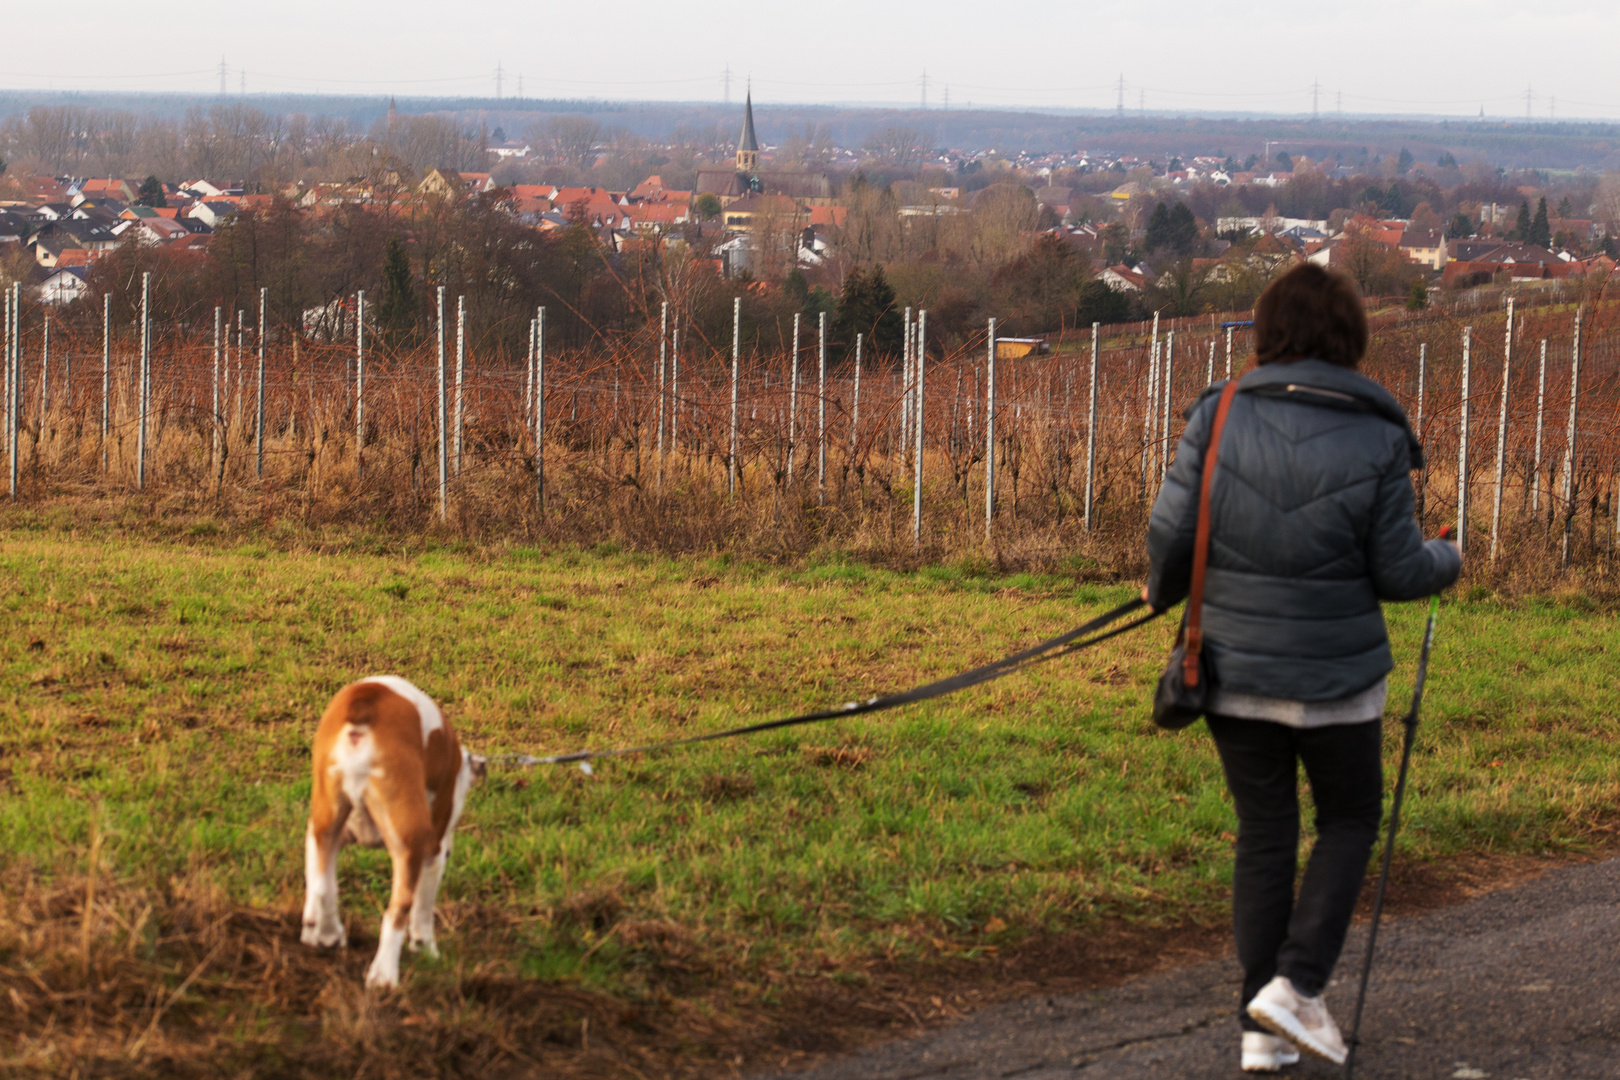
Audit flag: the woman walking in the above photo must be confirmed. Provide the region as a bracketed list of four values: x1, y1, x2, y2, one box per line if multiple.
[1145, 265, 1460, 1071]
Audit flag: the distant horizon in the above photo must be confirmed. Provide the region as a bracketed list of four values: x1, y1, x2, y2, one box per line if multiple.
[6, 86, 1620, 130]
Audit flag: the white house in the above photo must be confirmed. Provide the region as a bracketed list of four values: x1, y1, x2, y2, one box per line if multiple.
[187, 201, 237, 228]
[40, 266, 89, 305]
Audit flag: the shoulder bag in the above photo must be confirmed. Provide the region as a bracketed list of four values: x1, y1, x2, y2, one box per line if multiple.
[1152, 378, 1240, 730]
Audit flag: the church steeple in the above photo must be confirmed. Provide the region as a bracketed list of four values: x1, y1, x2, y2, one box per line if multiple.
[735, 87, 759, 174]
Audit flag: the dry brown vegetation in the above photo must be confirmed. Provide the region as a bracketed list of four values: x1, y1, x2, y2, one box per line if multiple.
[6, 289, 1620, 588]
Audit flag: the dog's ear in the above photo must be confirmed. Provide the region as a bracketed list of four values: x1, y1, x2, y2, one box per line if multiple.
[468, 753, 488, 781]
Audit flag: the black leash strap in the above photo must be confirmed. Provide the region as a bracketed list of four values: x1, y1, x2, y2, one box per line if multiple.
[1344, 595, 1441, 1079]
[501, 596, 1157, 768]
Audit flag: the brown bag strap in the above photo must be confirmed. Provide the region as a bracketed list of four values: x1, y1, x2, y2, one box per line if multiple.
[1183, 379, 1241, 687]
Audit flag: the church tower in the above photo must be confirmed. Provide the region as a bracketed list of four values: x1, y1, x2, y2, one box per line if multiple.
[735, 89, 759, 174]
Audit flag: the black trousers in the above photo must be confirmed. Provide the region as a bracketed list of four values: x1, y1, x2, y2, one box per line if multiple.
[1206, 714, 1383, 1031]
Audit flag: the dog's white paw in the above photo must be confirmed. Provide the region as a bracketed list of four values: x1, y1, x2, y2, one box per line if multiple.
[364, 959, 400, 989]
[302, 920, 346, 949]
[407, 935, 439, 959]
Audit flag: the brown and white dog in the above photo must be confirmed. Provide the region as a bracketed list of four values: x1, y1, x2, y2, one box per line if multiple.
[301, 676, 485, 988]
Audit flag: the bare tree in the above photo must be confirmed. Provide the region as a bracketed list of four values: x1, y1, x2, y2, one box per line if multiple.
[862, 126, 932, 171]
[546, 117, 602, 169]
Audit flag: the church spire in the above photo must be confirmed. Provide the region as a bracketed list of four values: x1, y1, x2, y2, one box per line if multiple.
[736, 86, 759, 174]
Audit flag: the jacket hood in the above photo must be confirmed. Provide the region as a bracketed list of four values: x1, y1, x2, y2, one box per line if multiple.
[1190, 359, 1423, 467]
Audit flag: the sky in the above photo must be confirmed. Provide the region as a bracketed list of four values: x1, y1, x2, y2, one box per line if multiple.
[4, 1, 1619, 120]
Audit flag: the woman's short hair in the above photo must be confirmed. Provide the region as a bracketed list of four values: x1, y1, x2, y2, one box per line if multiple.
[1253, 264, 1368, 368]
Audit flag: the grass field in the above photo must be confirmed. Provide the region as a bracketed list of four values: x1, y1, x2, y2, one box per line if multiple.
[2, 519, 1618, 1077]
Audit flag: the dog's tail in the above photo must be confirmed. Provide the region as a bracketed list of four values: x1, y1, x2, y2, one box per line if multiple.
[342, 681, 389, 728]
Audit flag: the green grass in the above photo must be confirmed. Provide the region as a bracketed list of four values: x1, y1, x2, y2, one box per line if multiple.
[2, 526, 1618, 998]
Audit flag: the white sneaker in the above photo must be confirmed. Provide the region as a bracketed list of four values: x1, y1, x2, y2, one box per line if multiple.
[1246, 975, 1347, 1065]
[1242, 1031, 1300, 1072]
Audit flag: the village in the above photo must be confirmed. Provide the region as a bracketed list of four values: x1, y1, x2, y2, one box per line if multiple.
[2, 94, 1616, 338]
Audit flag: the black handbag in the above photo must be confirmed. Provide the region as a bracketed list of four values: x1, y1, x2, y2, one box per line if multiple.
[1152, 379, 1240, 730]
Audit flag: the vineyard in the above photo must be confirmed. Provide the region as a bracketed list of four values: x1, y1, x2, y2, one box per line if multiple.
[4, 277, 1620, 581]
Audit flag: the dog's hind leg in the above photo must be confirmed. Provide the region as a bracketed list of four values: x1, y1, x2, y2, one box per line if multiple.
[408, 838, 448, 957]
[302, 793, 351, 948]
[365, 801, 432, 989]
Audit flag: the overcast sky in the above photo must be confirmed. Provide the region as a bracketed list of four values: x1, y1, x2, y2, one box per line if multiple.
[5, 0, 1617, 120]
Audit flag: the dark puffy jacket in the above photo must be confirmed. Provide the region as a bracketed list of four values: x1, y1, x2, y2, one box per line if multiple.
[1146, 358, 1461, 701]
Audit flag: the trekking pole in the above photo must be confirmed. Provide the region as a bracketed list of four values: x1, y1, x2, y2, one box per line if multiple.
[1345, 541, 1448, 1078]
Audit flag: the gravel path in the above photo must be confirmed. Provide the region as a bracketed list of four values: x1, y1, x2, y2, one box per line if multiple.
[768, 857, 1620, 1079]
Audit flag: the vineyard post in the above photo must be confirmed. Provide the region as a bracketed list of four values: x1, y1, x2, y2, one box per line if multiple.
[525, 317, 535, 426]
[913, 309, 926, 545]
[657, 300, 667, 490]
[729, 296, 740, 496]
[1084, 321, 1099, 531]
[355, 291, 365, 481]
[1224, 324, 1234, 379]
[137, 272, 149, 490]
[901, 306, 913, 460]
[788, 311, 799, 483]
[1457, 326, 1471, 555]
[670, 312, 679, 457]
[6, 284, 14, 499]
[1416, 342, 1427, 519]
[1205, 339, 1215, 385]
[1143, 311, 1159, 488]
[454, 294, 465, 476]
[535, 306, 545, 514]
[225, 312, 233, 423]
[1161, 330, 1175, 484]
[850, 332, 863, 457]
[234, 310, 244, 422]
[39, 315, 49, 418]
[436, 286, 447, 521]
[101, 293, 110, 470]
[256, 287, 266, 478]
[818, 310, 828, 502]
[1561, 307, 1583, 568]
[986, 317, 997, 542]
[212, 306, 222, 479]
[1490, 297, 1513, 561]
[1533, 338, 1546, 513]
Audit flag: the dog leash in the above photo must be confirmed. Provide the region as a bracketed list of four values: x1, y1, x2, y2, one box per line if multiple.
[1344, 590, 1443, 1079]
[497, 596, 1160, 771]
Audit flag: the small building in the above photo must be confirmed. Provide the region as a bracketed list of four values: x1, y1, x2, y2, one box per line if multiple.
[40, 266, 89, 305]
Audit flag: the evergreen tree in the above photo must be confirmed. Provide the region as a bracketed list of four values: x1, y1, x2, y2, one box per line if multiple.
[377, 236, 417, 343]
[834, 264, 903, 355]
[1167, 203, 1199, 253]
[1557, 196, 1574, 217]
[1143, 201, 1173, 251]
[1407, 278, 1429, 311]
[1396, 147, 1414, 174]
[1446, 212, 1474, 238]
[1530, 197, 1551, 247]
[1074, 279, 1132, 327]
[135, 175, 167, 208]
[1512, 201, 1531, 241]
[1275, 150, 1293, 171]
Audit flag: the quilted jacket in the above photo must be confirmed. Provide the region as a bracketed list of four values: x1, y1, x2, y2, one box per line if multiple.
[1146, 358, 1461, 701]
